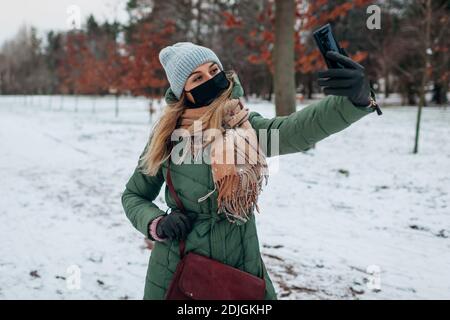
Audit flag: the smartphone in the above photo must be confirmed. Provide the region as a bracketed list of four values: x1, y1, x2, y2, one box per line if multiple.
[313, 23, 345, 69]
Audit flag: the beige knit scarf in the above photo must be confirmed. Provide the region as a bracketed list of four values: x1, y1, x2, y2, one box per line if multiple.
[177, 98, 268, 224]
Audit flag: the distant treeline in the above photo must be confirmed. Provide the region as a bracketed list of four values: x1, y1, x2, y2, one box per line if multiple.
[0, 0, 448, 105]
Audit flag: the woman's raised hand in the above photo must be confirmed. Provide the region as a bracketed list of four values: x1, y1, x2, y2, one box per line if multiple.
[317, 51, 371, 107]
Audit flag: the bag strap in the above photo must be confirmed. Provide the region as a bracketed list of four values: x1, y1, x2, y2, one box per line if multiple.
[167, 159, 266, 284]
[166, 160, 186, 258]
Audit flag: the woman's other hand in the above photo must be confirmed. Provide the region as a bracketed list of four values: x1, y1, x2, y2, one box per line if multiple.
[156, 209, 193, 241]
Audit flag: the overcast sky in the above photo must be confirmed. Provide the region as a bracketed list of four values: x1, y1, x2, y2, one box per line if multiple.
[0, 0, 129, 45]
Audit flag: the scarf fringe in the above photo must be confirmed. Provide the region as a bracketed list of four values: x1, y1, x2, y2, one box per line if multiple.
[178, 99, 269, 224]
[215, 164, 268, 223]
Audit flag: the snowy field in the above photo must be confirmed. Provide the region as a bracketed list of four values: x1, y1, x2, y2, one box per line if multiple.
[0, 95, 449, 300]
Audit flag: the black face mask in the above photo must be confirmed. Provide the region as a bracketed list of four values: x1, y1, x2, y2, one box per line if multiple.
[184, 70, 230, 108]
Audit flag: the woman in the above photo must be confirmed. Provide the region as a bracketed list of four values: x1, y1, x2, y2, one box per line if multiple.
[121, 42, 378, 300]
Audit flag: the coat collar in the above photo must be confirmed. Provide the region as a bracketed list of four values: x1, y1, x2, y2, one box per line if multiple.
[164, 73, 244, 105]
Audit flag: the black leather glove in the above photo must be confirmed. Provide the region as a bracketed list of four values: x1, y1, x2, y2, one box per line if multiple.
[156, 209, 192, 241]
[317, 51, 371, 107]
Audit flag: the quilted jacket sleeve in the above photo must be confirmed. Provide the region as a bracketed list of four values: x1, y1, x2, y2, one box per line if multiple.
[121, 145, 166, 240]
[249, 95, 375, 157]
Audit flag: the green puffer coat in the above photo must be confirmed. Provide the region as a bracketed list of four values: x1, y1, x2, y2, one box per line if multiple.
[121, 76, 375, 300]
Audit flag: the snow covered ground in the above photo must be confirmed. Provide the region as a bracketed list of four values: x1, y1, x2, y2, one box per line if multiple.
[0, 95, 449, 300]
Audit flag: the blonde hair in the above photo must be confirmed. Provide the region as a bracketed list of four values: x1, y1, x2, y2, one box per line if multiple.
[138, 70, 237, 176]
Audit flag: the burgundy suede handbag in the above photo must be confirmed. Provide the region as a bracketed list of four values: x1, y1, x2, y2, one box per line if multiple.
[164, 160, 266, 300]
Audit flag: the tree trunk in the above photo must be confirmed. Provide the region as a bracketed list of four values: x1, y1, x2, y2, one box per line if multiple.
[148, 100, 153, 124]
[432, 82, 448, 105]
[407, 85, 416, 105]
[413, 87, 424, 154]
[307, 73, 313, 99]
[444, 79, 449, 108]
[92, 95, 96, 113]
[115, 94, 119, 117]
[74, 94, 78, 112]
[60, 95, 64, 110]
[384, 71, 390, 98]
[268, 74, 273, 102]
[274, 0, 296, 116]
[413, 0, 432, 154]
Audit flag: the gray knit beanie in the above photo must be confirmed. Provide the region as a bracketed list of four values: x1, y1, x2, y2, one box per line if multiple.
[158, 42, 224, 100]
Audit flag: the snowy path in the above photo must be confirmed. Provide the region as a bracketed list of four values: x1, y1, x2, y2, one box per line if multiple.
[0, 96, 449, 299]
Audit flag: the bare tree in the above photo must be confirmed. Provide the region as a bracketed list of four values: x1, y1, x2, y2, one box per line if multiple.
[409, 0, 449, 153]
